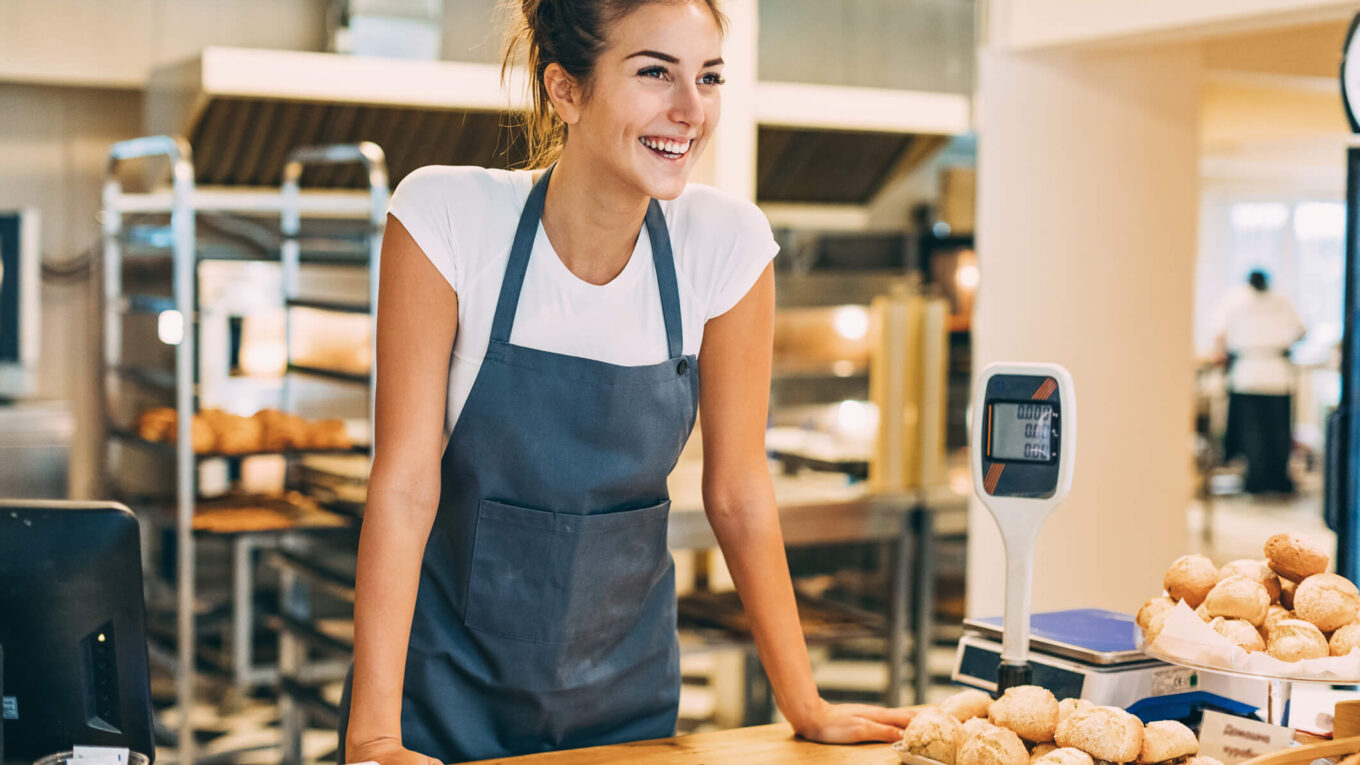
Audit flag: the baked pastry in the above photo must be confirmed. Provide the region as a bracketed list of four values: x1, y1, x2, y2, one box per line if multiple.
[1030, 744, 1058, 760]
[1263, 605, 1292, 636]
[903, 709, 966, 765]
[1194, 603, 1212, 622]
[1337, 753, 1360, 765]
[1054, 704, 1143, 763]
[1294, 573, 1360, 632]
[166, 415, 216, 453]
[1280, 578, 1296, 610]
[306, 418, 352, 450]
[1183, 758, 1225, 765]
[1138, 720, 1197, 763]
[1031, 748, 1093, 765]
[1164, 555, 1218, 608]
[1204, 575, 1270, 626]
[1264, 533, 1329, 583]
[1142, 609, 1170, 645]
[989, 685, 1059, 743]
[943, 689, 995, 722]
[214, 415, 263, 454]
[1217, 559, 1282, 603]
[1056, 698, 1093, 727]
[1266, 619, 1329, 661]
[254, 409, 309, 451]
[1210, 617, 1266, 652]
[1330, 623, 1360, 656]
[1136, 597, 1175, 633]
[136, 407, 177, 441]
[964, 717, 998, 737]
[959, 719, 1030, 765]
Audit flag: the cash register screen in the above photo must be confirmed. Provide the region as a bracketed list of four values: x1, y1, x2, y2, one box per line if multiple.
[989, 402, 1054, 462]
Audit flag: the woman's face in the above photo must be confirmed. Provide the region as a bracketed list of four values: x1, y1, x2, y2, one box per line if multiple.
[567, 1, 724, 200]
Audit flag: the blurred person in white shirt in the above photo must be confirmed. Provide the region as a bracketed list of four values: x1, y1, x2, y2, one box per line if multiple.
[1212, 269, 1306, 495]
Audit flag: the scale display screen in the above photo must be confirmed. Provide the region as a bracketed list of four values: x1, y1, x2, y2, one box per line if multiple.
[989, 402, 1054, 462]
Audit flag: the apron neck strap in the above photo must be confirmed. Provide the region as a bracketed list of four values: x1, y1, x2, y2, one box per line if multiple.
[489, 165, 685, 359]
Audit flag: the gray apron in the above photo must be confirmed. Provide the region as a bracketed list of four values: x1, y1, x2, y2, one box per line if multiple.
[339, 166, 698, 763]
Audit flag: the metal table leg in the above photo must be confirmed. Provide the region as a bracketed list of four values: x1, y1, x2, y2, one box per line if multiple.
[911, 506, 935, 704]
[886, 509, 911, 707]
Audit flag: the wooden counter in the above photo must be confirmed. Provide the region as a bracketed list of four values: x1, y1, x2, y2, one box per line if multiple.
[463, 724, 897, 764]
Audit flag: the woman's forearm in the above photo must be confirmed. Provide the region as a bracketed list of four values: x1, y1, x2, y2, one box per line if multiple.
[346, 484, 438, 748]
[705, 492, 824, 730]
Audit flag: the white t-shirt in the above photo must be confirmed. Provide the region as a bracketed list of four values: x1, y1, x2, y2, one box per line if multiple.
[1210, 284, 1305, 395]
[388, 165, 780, 439]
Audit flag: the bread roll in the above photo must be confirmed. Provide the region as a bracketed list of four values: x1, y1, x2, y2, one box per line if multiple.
[1136, 597, 1174, 632]
[1210, 617, 1266, 652]
[1280, 578, 1296, 610]
[1266, 619, 1329, 661]
[1204, 575, 1270, 626]
[1330, 622, 1360, 657]
[1054, 705, 1143, 763]
[964, 717, 998, 737]
[1142, 610, 1170, 645]
[959, 720, 1030, 765]
[1194, 603, 1212, 622]
[1217, 559, 1282, 603]
[1056, 699, 1094, 727]
[1138, 720, 1197, 763]
[306, 418, 352, 450]
[1336, 753, 1360, 765]
[1263, 605, 1292, 636]
[167, 414, 216, 453]
[1164, 555, 1218, 608]
[136, 407, 176, 441]
[1294, 573, 1360, 632]
[1030, 744, 1058, 760]
[1183, 757, 1226, 765]
[903, 709, 966, 765]
[1032, 748, 1093, 765]
[990, 685, 1059, 743]
[1264, 533, 1329, 583]
[943, 689, 995, 722]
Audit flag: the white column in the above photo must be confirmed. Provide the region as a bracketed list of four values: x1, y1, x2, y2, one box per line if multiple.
[702, 0, 758, 199]
[966, 40, 1203, 617]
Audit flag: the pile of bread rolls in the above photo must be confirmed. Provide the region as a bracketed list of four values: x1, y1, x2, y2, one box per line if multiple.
[899, 686, 1221, 765]
[136, 407, 352, 454]
[1138, 533, 1360, 662]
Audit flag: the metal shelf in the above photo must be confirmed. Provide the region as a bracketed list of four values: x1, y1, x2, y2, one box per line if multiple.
[285, 363, 368, 385]
[285, 297, 371, 315]
[109, 425, 368, 461]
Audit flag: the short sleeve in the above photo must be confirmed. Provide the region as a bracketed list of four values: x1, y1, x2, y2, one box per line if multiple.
[387, 166, 461, 293]
[705, 198, 780, 320]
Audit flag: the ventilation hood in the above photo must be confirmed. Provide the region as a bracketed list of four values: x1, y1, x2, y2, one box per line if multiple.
[146, 47, 968, 201]
[146, 47, 531, 189]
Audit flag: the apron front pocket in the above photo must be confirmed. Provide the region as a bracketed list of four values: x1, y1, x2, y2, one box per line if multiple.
[464, 497, 672, 645]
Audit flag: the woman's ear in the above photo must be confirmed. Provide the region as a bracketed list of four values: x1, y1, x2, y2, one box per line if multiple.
[543, 62, 583, 125]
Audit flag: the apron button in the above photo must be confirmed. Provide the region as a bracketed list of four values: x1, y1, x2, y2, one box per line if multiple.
[677, 359, 689, 375]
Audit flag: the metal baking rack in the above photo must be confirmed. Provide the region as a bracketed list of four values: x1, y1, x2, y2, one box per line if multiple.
[100, 137, 386, 765]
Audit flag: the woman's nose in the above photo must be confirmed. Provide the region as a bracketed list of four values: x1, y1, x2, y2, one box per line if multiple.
[670, 82, 705, 128]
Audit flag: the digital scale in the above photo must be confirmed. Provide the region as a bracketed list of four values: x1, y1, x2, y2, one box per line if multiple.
[962, 363, 1264, 719]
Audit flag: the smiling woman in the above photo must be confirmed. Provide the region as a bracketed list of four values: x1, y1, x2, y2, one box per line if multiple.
[338, 1, 916, 764]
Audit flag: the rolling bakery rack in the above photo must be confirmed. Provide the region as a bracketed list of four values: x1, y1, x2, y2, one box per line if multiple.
[99, 136, 387, 765]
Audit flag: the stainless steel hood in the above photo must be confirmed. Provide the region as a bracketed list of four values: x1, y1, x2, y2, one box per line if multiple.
[145, 47, 966, 201]
[146, 47, 530, 189]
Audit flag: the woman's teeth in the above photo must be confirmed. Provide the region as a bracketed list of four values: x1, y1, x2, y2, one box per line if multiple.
[640, 137, 691, 158]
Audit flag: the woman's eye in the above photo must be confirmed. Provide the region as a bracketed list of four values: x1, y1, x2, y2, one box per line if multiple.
[700, 72, 726, 86]
[638, 66, 668, 79]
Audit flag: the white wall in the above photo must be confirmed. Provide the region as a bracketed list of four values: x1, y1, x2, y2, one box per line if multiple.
[967, 41, 1202, 616]
[996, 0, 1354, 51]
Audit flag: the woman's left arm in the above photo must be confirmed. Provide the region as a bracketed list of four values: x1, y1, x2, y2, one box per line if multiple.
[697, 262, 917, 743]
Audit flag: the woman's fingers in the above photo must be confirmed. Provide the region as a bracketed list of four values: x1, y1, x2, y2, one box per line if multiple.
[857, 719, 904, 742]
[867, 705, 920, 728]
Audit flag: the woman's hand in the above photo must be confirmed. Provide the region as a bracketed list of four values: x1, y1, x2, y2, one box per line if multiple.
[792, 699, 921, 744]
[345, 736, 442, 765]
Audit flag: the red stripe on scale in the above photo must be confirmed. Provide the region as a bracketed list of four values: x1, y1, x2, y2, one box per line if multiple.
[1034, 378, 1057, 400]
[984, 462, 1004, 494]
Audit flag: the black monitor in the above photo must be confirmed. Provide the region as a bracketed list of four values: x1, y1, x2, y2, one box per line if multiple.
[0, 501, 155, 762]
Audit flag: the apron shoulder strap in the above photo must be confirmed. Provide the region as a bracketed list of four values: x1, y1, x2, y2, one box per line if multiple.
[489, 166, 553, 345]
[645, 199, 683, 359]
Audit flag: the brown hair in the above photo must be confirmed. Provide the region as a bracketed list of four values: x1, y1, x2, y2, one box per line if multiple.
[501, 0, 727, 168]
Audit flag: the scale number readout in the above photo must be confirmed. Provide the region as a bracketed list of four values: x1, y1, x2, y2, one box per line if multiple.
[989, 402, 1054, 462]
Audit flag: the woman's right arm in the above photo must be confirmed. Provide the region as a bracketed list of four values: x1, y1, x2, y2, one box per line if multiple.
[346, 216, 459, 764]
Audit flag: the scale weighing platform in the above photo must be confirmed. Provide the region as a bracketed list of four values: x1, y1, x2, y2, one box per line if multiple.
[952, 608, 1265, 721]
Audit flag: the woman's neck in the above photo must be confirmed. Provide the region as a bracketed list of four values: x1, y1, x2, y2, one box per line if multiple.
[538, 146, 651, 286]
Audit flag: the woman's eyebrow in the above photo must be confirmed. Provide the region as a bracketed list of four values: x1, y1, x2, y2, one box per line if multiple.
[625, 50, 725, 67]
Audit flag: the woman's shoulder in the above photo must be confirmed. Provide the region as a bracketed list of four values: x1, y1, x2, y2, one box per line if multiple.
[391, 165, 529, 211]
[668, 182, 767, 229]
[665, 182, 776, 259]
